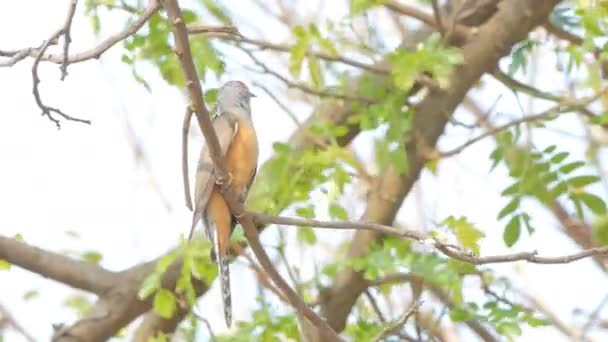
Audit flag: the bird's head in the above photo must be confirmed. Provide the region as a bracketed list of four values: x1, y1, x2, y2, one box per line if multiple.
[216, 80, 256, 116]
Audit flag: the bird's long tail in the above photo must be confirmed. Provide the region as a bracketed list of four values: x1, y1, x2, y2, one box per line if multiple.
[218, 251, 232, 327]
[212, 226, 232, 327]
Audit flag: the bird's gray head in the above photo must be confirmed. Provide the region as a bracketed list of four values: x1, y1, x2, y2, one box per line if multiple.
[216, 80, 255, 117]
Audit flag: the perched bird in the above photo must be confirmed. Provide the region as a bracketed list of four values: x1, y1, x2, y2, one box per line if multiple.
[190, 80, 258, 327]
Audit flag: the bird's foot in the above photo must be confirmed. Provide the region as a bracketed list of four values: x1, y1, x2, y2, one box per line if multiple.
[216, 172, 233, 190]
[238, 188, 248, 204]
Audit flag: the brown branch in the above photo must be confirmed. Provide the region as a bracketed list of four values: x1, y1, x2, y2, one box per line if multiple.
[373, 300, 422, 342]
[30, 2, 90, 127]
[364, 290, 387, 323]
[0, 301, 36, 342]
[431, 0, 445, 36]
[0, 0, 161, 66]
[439, 92, 604, 158]
[60, 0, 78, 80]
[251, 212, 608, 265]
[161, 0, 340, 340]
[188, 24, 389, 75]
[182, 107, 194, 211]
[242, 48, 375, 104]
[369, 273, 498, 342]
[252, 81, 301, 127]
[384, 0, 471, 44]
[543, 20, 608, 76]
[492, 69, 564, 102]
[187, 24, 240, 36]
[251, 213, 425, 241]
[0, 235, 119, 295]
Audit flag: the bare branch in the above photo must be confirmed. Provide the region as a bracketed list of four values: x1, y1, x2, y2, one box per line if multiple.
[252, 81, 301, 127]
[431, 0, 444, 36]
[0, 301, 36, 342]
[60, 0, 78, 80]
[373, 300, 422, 342]
[188, 24, 389, 74]
[182, 106, 194, 211]
[0, 235, 119, 295]
[384, 0, 470, 43]
[251, 213, 608, 266]
[31, 11, 90, 127]
[243, 48, 374, 104]
[438, 91, 604, 158]
[0, 0, 161, 66]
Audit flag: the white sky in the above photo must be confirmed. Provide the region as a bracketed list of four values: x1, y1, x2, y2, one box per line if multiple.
[0, 1, 607, 341]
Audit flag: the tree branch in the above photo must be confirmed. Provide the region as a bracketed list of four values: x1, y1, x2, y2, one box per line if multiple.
[0, 0, 161, 67]
[0, 235, 119, 295]
[438, 91, 604, 158]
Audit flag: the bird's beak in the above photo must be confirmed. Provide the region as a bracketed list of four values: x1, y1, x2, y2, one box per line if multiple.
[249, 91, 256, 98]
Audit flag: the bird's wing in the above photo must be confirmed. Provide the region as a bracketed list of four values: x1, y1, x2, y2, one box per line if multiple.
[189, 113, 237, 238]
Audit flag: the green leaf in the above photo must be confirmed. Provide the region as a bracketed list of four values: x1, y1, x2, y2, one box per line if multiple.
[201, 0, 231, 24]
[549, 181, 568, 198]
[329, 203, 349, 220]
[154, 288, 177, 319]
[138, 273, 161, 300]
[308, 56, 323, 89]
[297, 226, 317, 245]
[296, 205, 315, 219]
[0, 259, 10, 271]
[501, 182, 520, 196]
[567, 175, 600, 187]
[543, 145, 557, 154]
[443, 216, 485, 255]
[503, 215, 521, 247]
[350, 0, 386, 14]
[82, 251, 103, 264]
[559, 161, 585, 174]
[147, 332, 169, 342]
[289, 26, 310, 77]
[550, 151, 569, 164]
[23, 289, 39, 301]
[64, 294, 91, 316]
[576, 192, 607, 215]
[498, 197, 520, 220]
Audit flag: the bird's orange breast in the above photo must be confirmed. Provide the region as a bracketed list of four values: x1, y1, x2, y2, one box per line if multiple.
[224, 119, 258, 189]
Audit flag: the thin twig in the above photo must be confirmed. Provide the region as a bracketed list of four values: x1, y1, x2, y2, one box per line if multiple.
[384, 0, 470, 42]
[493, 69, 564, 102]
[579, 294, 608, 341]
[0, 0, 161, 66]
[182, 106, 194, 211]
[0, 302, 36, 342]
[431, 0, 444, 37]
[373, 300, 422, 342]
[439, 92, 604, 158]
[252, 81, 301, 127]
[235, 244, 289, 303]
[32, 28, 90, 127]
[192, 310, 216, 342]
[243, 48, 375, 104]
[60, 0, 78, 80]
[250, 212, 608, 266]
[188, 24, 389, 75]
[364, 290, 387, 323]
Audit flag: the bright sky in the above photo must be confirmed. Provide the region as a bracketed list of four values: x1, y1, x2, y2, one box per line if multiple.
[0, 1, 606, 341]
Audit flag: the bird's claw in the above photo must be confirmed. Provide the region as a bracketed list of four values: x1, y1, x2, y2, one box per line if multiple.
[216, 172, 233, 189]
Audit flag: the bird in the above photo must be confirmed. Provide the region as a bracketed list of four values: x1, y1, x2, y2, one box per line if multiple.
[190, 80, 258, 327]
